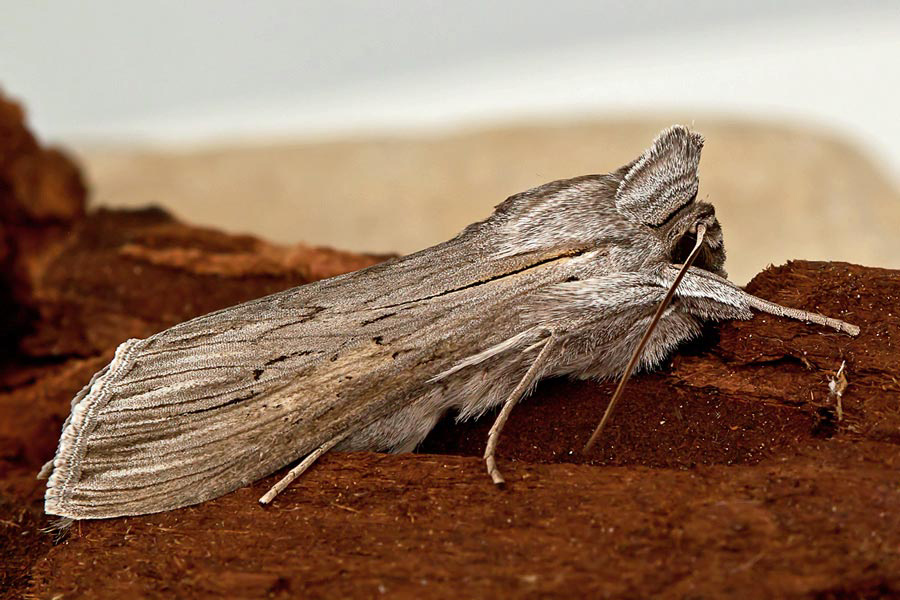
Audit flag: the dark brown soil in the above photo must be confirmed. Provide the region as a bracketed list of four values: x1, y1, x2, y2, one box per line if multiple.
[2, 91, 899, 599]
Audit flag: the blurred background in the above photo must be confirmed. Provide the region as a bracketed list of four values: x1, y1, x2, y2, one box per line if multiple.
[1, 0, 898, 283]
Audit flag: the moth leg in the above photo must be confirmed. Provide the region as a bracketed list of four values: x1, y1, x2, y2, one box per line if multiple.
[484, 334, 556, 487]
[259, 433, 348, 505]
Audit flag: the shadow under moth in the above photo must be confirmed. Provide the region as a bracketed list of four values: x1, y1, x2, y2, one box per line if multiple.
[40, 125, 860, 522]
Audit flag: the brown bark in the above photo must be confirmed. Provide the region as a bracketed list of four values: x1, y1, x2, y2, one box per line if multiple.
[1, 91, 898, 599]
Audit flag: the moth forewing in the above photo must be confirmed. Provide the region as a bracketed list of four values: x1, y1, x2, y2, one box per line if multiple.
[41, 241, 583, 519]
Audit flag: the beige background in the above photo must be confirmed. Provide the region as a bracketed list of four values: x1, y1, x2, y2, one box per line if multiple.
[79, 118, 900, 285]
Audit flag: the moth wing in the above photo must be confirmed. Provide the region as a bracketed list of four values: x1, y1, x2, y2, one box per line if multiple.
[43, 298, 365, 519]
[43, 235, 567, 519]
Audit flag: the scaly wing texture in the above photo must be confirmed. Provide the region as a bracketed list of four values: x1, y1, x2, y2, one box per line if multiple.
[43, 226, 579, 519]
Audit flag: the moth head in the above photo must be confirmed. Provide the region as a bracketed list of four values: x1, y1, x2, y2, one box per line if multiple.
[615, 125, 726, 276]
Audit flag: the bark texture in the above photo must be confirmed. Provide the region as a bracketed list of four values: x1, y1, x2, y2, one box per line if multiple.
[0, 91, 897, 599]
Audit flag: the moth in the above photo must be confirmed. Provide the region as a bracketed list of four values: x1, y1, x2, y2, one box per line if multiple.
[40, 125, 859, 521]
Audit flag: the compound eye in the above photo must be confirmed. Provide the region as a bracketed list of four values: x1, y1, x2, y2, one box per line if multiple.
[672, 231, 700, 265]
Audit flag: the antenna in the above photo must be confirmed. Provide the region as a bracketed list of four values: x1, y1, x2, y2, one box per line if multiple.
[583, 223, 707, 452]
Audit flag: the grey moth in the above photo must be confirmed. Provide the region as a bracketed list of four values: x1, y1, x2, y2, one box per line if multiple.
[40, 125, 859, 521]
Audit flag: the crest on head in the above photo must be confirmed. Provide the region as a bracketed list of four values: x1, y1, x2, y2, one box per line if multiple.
[615, 125, 704, 227]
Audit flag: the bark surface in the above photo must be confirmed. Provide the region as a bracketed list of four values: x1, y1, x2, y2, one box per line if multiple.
[1, 92, 897, 599]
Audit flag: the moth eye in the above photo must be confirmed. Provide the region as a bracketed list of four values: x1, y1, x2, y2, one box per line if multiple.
[671, 232, 699, 265]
